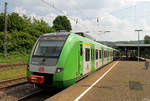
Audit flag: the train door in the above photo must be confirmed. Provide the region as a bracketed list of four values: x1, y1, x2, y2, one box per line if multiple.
[91, 45, 95, 71]
[109, 50, 112, 62]
[104, 49, 107, 65]
[111, 50, 113, 61]
[108, 50, 110, 63]
[107, 49, 109, 63]
[102, 48, 104, 65]
[83, 43, 91, 75]
[95, 46, 99, 69]
[78, 43, 83, 76]
[99, 48, 102, 68]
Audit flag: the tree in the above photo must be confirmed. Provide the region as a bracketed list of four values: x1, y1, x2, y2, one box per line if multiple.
[7, 12, 26, 32]
[32, 18, 55, 33]
[144, 35, 150, 44]
[0, 13, 5, 32]
[0, 12, 56, 54]
[0, 12, 26, 32]
[143, 35, 150, 58]
[53, 16, 72, 32]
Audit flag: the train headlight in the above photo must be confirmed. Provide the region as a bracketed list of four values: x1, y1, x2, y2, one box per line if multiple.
[56, 68, 64, 73]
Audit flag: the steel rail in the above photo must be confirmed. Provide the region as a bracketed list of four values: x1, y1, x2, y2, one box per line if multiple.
[0, 76, 27, 90]
[17, 89, 43, 101]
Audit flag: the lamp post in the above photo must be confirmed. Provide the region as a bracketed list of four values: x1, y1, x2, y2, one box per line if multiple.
[98, 30, 111, 34]
[135, 29, 143, 62]
[86, 30, 111, 41]
[104, 31, 111, 33]
[97, 30, 111, 42]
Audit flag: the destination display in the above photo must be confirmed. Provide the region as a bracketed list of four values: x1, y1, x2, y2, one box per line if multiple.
[41, 36, 67, 41]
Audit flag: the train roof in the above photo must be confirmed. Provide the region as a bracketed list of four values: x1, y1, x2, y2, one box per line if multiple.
[42, 32, 117, 51]
[43, 32, 95, 41]
[43, 32, 70, 36]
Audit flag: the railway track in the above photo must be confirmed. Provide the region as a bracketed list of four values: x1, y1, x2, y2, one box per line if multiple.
[0, 63, 27, 69]
[17, 89, 43, 101]
[17, 88, 63, 101]
[0, 76, 27, 90]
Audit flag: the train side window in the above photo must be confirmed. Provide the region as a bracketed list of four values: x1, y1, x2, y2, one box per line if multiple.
[80, 44, 83, 56]
[96, 49, 98, 60]
[103, 51, 104, 57]
[104, 51, 106, 58]
[93, 49, 95, 59]
[85, 48, 90, 61]
[99, 50, 101, 59]
[91, 49, 93, 60]
[107, 51, 108, 57]
[107, 51, 109, 57]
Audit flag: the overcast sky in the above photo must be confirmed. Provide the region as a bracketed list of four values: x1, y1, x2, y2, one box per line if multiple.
[0, 0, 150, 41]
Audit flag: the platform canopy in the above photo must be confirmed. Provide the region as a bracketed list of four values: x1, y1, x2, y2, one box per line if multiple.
[112, 43, 150, 59]
[113, 43, 150, 50]
[114, 43, 150, 47]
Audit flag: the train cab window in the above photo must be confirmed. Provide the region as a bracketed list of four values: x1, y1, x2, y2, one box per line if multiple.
[33, 35, 68, 58]
[95, 49, 98, 60]
[80, 44, 83, 56]
[85, 48, 90, 61]
[33, 41, 64, 57]
[99, 50, 101, 59]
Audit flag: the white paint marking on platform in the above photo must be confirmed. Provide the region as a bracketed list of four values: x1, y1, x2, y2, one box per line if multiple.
[74, 61, 120, 101]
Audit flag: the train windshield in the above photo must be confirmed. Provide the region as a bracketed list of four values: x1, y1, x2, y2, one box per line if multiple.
[33, 36, 67, 57]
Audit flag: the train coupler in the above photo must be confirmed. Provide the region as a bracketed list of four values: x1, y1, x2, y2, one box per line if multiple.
[29, 75, 44, 84]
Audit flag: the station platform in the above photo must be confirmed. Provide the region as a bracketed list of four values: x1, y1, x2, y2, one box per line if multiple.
[46, 61, 150, 101]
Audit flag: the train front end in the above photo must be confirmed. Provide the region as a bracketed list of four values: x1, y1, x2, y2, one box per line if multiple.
[27, 33, 69, 88]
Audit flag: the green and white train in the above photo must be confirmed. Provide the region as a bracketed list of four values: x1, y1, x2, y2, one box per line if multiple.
[27, 32, 119, 88]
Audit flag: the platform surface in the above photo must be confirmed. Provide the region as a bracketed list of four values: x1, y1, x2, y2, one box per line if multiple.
[46, 61, 150, 101]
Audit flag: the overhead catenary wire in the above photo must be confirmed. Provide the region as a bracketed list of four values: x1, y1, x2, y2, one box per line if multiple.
[41, 0, 64, 14]
[41, 0, 149, 39]
[41, 0, 77, 23]
[40, 0, 103, 28]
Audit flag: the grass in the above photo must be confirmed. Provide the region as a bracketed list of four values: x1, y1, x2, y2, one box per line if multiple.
[0, 66, 26, 81]
[0, 52, 29, 64]
[0, 52, 29, 81]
